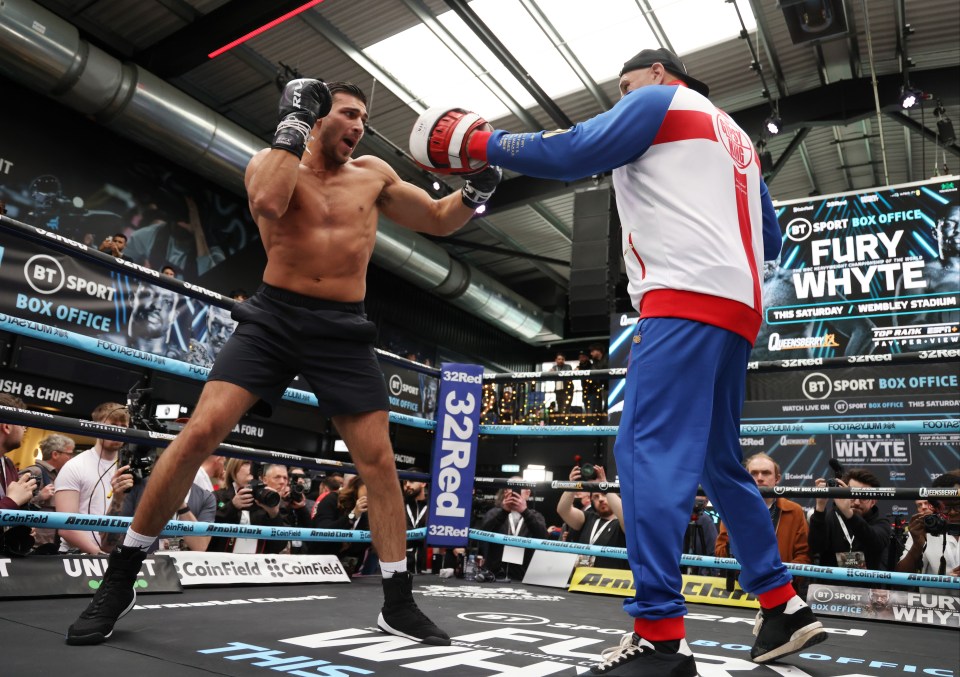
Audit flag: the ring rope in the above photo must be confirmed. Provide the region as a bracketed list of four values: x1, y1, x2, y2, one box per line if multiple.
[5, 510, 953, 590]
[467, 529, 960, 590]
[470, 476, 958, 499]
[0, 311, 433, 430]
[0, 405, 432, 482]
[0, 509, 425, 544]
[0, 214, 436, 375]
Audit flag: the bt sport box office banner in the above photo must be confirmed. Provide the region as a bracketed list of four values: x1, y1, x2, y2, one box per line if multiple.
[607, 176, 958, 421]
[0, 82, 435, 422]
[0, 80, 258, 369]
[605, 177, 958, 504]
[757, 175, 959, 360]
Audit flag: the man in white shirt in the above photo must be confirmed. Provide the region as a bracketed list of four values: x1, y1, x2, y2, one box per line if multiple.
[193, 454, 225, 492]
[55, 402, 134, 554]
[896, 471, 960, 586]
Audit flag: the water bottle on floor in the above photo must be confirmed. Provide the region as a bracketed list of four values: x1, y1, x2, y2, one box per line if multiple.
[464, 551, 477, 581]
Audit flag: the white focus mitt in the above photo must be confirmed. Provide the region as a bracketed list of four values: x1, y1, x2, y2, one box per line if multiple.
[409, 106, 490, 174]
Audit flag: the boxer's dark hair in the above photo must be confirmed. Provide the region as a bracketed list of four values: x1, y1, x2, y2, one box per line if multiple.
[327, 81, 367, 106]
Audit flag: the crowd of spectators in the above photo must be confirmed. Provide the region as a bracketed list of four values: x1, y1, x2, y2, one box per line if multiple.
[480, 345, 611, 427]
[1, 392, 957, 600]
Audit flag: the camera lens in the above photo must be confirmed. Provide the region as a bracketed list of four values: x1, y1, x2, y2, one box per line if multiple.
[580, 463, 597, 481]
[923, 513, 948, 536]
[251, 481, 281, 508]
[289, 483, 304, 503]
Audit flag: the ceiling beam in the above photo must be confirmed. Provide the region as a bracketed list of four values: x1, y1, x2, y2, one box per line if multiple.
[399, 0, 539, 129]
[136, 0, 313, 78]
[729, 66, 959, 138]
[520, 0, 612, 111]
[444, 0, 573, 128]
[884, 111, 960, 159]
[765, 127, 810, 185]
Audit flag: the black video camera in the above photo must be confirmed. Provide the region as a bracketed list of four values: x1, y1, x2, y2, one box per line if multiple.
[119, 446, 155, 485]
[575, 455, 597, 481]
[923, 513, 949, 537]
[19, 469, 41, 498]
[288, 481, 305, 504]
[248, 464, 281, 508]
[826, 459, 845, 488]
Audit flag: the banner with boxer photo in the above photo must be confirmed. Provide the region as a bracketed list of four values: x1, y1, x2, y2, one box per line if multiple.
[759, 176, 959, 360]
[0, 80, 258, 282]
[0, 233, 235, 368]
[427, 363, 483, 546]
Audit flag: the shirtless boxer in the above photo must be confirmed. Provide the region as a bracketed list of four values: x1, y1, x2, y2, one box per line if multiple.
[66, 78, 500, 646]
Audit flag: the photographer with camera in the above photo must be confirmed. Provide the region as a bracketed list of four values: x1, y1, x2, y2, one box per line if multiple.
[119, 449, 215, 553]
[20, 434, 76, 554]
[0, 394, 39, 556]
[0, 397, 40, 555]
[264, 464, 311, 554]
[558, 464, 628, 570]
[896, 471, 960, 587]
[98, 233, 129, 259]
[809, 467, 892, 578]
[478, 477, 548, 580]
[309, 476, 375, 575]
[208, 459, 286, 554]
[54, 402, 135, 554]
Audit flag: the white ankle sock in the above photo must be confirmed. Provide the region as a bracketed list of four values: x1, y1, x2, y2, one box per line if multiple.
[380, 558, 407, 578]
[784, 596, 808, 614]
[122, 529, 155, 551]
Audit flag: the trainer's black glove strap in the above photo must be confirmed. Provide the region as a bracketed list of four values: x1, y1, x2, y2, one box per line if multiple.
[462, 165, 502, 209]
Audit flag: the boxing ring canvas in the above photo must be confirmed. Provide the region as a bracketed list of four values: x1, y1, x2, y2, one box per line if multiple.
[1, 577, 954, 676]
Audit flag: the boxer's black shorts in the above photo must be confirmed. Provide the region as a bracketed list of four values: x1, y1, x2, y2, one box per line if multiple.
[208, 283, 388, 416]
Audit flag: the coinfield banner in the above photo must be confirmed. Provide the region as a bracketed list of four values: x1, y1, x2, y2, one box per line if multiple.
[163, 552, 349, 586]
[756, 176, 959, 360]
[427, 363, 483, 546]
[0, 233, 237, 367]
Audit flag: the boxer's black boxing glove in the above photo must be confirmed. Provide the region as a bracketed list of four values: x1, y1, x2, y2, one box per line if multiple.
[461, 165, 502, 210]
[272, 79, 333, 159]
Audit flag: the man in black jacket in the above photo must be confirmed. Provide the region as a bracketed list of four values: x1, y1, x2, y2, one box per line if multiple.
[809, 468, 892, 575]
[477, 480, 547, 580]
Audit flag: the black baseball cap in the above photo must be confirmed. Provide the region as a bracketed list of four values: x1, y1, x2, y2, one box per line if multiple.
[620, 48, 709, 97]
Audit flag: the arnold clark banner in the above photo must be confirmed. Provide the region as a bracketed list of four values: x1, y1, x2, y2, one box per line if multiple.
[756, 176, 959, 360]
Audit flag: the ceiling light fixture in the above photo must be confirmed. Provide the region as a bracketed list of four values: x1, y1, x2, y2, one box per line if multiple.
[765, 114, 783, 136]
[208, 0, 326, 59]
[899, 85, 922, 110]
